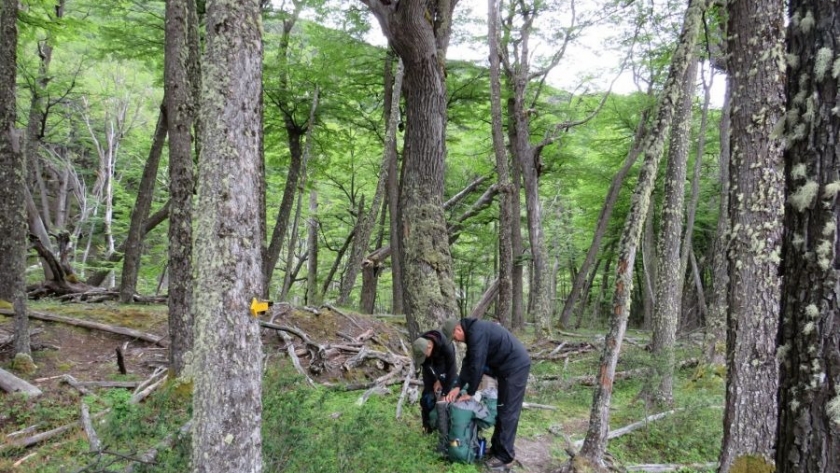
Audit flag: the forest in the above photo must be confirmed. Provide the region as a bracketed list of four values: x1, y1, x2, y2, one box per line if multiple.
[0, 0, 837, 472]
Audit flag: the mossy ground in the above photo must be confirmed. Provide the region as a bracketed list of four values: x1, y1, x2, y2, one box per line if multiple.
[1, 303, 723, 472]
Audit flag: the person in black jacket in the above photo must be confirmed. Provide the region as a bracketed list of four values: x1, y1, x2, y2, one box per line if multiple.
[412, 329, 458, 432]
[441, 318, 530, 471]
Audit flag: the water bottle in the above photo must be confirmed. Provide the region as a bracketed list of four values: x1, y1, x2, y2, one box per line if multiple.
[477, 438, 486, 458]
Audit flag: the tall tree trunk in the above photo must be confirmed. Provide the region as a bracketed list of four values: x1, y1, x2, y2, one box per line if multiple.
[306, 188, 320, 306]
[191, 0, 263, 470]
[337, 61, 403, 308]
[488, 0, 513, 327]
[718, 0, 785, 470]
[577, 0, 707, 465]
[677, 65, 713, 327]
[704, 86, 730, 365]
[510, 139, 525, 330]
[165, 0, 199, 376]
[508, 68, 551, 340]
[383, 51, 404, 315]
[574, 257, 601, 330]
[280, 87, 318, 302]
[591, 243, 615, 329]
[776, 1, 840, 469]
[23, 0, 64, 233]
[650, 58, 697, 405]
[119, 105, 167, 303]
[0, 0, 29, 357]
[263, 2, 307, 291]
[363, 0, 460, 338]
[280, 189, 304, 301]
[641, 200, 656, 330]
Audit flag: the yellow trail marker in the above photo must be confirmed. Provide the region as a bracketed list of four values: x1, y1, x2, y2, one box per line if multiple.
[250, 298, 273, 317]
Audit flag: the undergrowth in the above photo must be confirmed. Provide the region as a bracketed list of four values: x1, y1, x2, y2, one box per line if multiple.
[0, 310, 724, 473]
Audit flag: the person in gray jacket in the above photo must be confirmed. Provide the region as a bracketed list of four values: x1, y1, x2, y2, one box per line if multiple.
[442, 318, 530, 471]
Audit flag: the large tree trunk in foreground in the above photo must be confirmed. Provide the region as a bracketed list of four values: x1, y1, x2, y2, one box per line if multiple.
[165, 0, 199, 377]
[363, 0, 459, 339]
[576, 0, 707, 466]
[775, 0, 840, 470]
[191, 1, 264, 471]
[120, 105, 167, 303]
[717, 0, 785, 471]
[0, 0, 29, 357]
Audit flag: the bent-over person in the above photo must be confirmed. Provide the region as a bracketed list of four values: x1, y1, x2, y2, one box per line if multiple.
[442, 318, 530, 471]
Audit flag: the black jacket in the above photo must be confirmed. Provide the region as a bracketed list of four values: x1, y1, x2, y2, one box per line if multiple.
[455, 318, 530, 395]
[419, 329, 458, 394]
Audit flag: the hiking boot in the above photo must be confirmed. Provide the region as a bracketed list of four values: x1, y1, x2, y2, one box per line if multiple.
[484, 456, 513, 471]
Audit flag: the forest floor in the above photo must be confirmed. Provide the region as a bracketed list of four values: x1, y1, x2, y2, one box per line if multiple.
[0, 301, 722, 472]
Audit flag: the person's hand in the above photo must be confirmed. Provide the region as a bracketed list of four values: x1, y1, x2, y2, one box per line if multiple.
[444, 387, 460, 402]
[433, 380, 442, 393]
[456, 394, 472, 402]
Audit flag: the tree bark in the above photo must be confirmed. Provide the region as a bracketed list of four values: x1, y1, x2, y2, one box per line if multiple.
[280, 86, 318, 302]
[775, 0, 840, 471]
[641, 199, 656, 330]
[362, 0, 460, 338]
[306, 188, 320, 306]
[578, 0, 707, 465]
[510, 141, 525, 330]
[165, 0, 199, 377]
[0, 368, 41, 398]
[488, 0, 513, 328]
[677, 65, 712, 327]
[119, 105, 167, 303]
[650, 58, 697, 405]
[191, 0, 264, 471]
[507, 56, 551, 340]
[718, 0, 785, 471]
[0, 0, 29, 357]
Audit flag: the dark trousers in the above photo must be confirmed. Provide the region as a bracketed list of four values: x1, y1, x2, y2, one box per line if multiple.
[490, 363, 530, 463]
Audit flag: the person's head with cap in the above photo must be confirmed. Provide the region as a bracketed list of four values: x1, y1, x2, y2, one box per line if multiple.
[441, 318, 464, 342]
[412, 337, 433, 368]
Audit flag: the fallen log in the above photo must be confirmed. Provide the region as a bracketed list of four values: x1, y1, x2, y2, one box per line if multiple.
[1, 409, 108, 451]
[624, 463, 717, 472]
[573, 409, 681, 448]
[1, 371, 163, 453]
[78, 381, 141, 389]
[124, 421, 192, 473]
[80, 402, 101, 452]
[0, 309, 166, 346]
[539, 368, 647, 386]
[0, 367, 42, 397]
[522, 402, 557, 410]
[62, 375, 93, 396]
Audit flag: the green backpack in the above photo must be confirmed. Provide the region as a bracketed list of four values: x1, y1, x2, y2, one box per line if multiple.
[431, 387, 498, 464]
